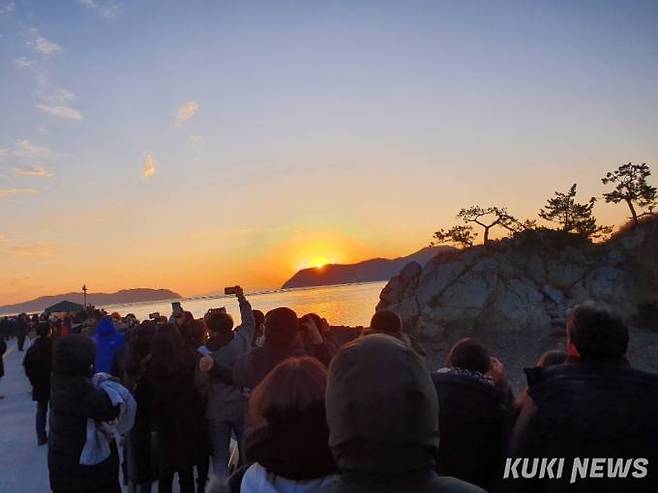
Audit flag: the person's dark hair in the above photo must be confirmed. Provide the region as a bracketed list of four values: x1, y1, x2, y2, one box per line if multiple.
[151, 323, 186, 373]
[447, 337, 490, 374]
[253, 310, 265, 328]
[36, 323, 50, 338]
[264, 307, 298, 348]
[207, 312, 234, 335]
[370, 310, 402, 335]
[124, 321, 157, 381]
[566, 304, 629, 360]
[248, 356, 327, 427]
[535, 350, 567, 368]
[183, 319, 206, 349]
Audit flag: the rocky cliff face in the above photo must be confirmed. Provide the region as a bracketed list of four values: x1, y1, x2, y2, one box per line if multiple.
[378, 218, 658, 385]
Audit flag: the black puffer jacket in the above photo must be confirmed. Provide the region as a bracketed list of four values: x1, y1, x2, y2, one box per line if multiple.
[325, 334, 485, 493]
[433, 368, 513, 490]
[505, 360, 658, 493]
[48, 335, 120, 492]
[23, 336, 53, 402]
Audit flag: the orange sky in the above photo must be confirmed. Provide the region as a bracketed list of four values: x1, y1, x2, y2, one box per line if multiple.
[2, 1, 657, 306]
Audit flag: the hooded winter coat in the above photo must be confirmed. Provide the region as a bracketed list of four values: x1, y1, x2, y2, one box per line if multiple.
[92, 317, 126, 375]
[23, 335, 53, 402]
[48, 335, 120, 492]
[504, 359, 658, 493]
[325, 334, 485, 493]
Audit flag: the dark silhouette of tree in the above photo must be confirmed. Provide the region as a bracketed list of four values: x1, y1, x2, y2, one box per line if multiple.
[456, 206, 520, 244]
[431, 225, 476, 248]
[431, 206, 530, 247]
[539, 184, 611, 239]
[601, 162, 657, 224]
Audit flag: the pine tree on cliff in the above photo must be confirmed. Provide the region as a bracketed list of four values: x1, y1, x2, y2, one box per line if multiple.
[601, 162, 657, 224]
[539, 184, 611, 239]
[432, 206, 528, 247]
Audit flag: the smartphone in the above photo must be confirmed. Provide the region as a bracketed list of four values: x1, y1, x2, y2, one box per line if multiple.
[224, 286, 239, 295]
[207, 307, 227, 316]
[172, 302, 183, 316]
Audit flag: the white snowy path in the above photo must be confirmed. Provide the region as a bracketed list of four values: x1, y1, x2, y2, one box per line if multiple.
[0, 339, 50, 493]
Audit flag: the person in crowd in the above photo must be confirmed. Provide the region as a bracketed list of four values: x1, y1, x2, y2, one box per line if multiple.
[93, 315, 126, 375]
[299, 313, 339, 358]
[325, 333, 485, 493]
[202, 287, 255, 478]
[507, 349, 567, 435]
[0, 316, 9, 340]
[367, 309, 427, 357]
[0, 333, 6, 399]
[121, 321, 157, 493]
[17, 313, 29, 351]
[49, 335, 122, 493]
[208, 356, 338, 493]
[134, 323, 207, 493]
[506, 304, 658, 492]
[251, 310, 265, 347]
[432, 337, 513, 490]
[23, 323, 53, 445]
[181, 319, 211, 493]
[233, 307, 330, 392]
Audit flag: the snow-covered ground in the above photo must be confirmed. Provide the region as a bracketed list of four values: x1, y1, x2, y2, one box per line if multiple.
[0, 339, 50, 492]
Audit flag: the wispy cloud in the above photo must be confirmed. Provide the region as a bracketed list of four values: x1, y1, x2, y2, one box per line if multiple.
[0, 2, 14, 16]
[36, 103, 83, 120]
[79, 0, 119, 19]
[143, 154, 156, 177]
[35, 85, 83, 121]
[0, 188, 38, 199]
[0, 148, 9, 160]
[13, 57, 34, 69]
[27, 29, 62, 56]
[176, 100, 199, 125]
[14, 140, 57, 160]
[14, 164, 52, 177]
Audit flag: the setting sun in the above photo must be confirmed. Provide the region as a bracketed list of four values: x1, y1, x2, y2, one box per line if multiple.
[311, 257, 329, 269]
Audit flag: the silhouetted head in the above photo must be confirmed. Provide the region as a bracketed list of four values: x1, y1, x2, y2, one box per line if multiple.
[370, 310, 402, 336]
[566, 304, 628, 361]
[447, 337, 491, 374]
[535, 349, 567, 368]
[326, 334, 439, 475]
[183, 319, 207, 349]
[253, 310, 265, 329]
[151, 323, 186, 373]
[53, 335, 95, 376]
[36, 323, 50, 338]
[264, 307, 298, 349]
[207, 312, 234, 337]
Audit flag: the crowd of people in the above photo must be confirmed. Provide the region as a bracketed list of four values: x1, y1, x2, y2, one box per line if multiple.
[1, 289, 658, 493]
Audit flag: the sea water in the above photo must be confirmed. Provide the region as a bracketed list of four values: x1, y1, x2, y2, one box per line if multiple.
[101, 281, 387, 327]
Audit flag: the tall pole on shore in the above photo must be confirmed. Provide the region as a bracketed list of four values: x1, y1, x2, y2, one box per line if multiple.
[82, 284, 88, 309]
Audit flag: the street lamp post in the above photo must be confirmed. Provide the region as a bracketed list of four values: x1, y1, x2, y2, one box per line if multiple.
[82, 284, 88, 309]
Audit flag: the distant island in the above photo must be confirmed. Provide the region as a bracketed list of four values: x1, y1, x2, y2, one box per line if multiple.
[282, 247, 447, 289]
[0, 288, 181, 315]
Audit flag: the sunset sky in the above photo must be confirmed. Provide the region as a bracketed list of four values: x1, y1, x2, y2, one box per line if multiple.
[1, 1, 658, 305]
